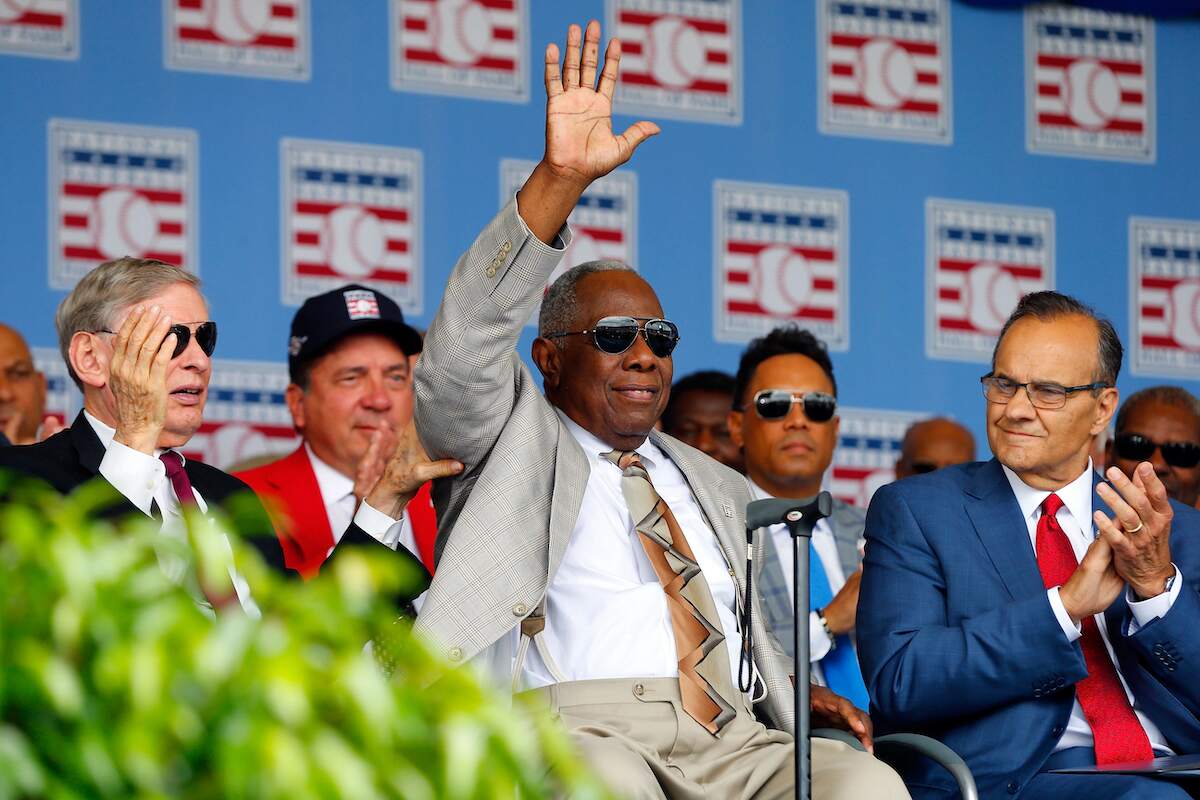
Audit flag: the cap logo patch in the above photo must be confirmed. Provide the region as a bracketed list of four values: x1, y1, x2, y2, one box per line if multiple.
[344, 289, 381, 320]
[288, 335, 307, 357]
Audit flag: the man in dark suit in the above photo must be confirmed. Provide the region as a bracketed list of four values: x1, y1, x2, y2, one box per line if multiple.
[858, 291, 1200, 799]
[0, 257, 445, 601]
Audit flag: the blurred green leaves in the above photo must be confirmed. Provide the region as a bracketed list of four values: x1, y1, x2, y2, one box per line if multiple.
[0, 476, 609, 799]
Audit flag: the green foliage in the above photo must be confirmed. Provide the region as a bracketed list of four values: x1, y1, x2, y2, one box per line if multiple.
[0, 474, 610, 799]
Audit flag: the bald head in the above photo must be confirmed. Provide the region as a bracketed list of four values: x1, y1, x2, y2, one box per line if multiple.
[0, 323, 47, 444]
[895, 417, 976, 479]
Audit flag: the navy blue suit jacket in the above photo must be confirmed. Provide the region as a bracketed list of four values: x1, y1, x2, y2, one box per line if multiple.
[857, 459, 1200, 799]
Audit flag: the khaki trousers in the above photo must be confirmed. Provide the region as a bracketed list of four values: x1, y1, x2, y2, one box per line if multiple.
[521, 678, 909, 800]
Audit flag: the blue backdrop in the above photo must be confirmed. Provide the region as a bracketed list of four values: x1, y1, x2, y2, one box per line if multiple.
[2, 1, 1198, 503]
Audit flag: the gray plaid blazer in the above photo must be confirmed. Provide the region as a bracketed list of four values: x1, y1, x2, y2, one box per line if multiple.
[754, 498, 866, 663]
[412, 200, 797, 733]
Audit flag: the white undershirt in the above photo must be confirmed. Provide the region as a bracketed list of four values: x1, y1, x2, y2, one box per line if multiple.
[1001, 459, 1181, 754]
[86, 411, 259, 618]
[515, 412, 745, 692]
[749, 481, 844, 686]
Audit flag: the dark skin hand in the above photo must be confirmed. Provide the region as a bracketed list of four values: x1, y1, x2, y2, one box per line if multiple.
[810, 682, 874, 752]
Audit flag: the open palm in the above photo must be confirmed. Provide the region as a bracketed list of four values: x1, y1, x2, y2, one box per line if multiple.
[542, 21, 659, 188]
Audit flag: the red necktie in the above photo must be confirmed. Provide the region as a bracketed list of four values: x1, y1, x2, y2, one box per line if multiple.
[1035, 493, 1154, 765]
[161, 451, 234, 608]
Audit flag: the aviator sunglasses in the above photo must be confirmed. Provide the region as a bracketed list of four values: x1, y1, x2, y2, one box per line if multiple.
[544, 316, 680, 358]
[750, 389, 837, 422]
[1114, 433, 1200, 469]
[96, 321, 219, 360]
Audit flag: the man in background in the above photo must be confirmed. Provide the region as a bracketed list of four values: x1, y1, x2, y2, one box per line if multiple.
[1105, 385, 1200, 508]
[661, 369, 744, 472]
[728, 325, 870, 711]
[236, 285, 437, 577]
[893, 417, 975, 480]
[0, 323, 61, 446]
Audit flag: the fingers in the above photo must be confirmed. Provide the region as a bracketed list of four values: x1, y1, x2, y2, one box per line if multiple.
[39, 416, 64, 441]
[415, 458, 464, 482]
[563, 23, 581, 90]
[1092, 510, 1133, 560]
[1135, 461, 1173, 515]
[111, 305, 145, 373]
[1097, 470, 1149, 533]
[615, 120, 661, 160]
[149, 331, 175, 387]
[597, 37, 621, 99]
[544, 43, 562, 98]
[580, 19, 601, 89]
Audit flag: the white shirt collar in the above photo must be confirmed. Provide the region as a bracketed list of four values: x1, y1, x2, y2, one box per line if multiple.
[83, 409, 176, 461]
[304, 443, 355, 504]
[555, 409, 660, 467]
[1001, 459, 1096, 527]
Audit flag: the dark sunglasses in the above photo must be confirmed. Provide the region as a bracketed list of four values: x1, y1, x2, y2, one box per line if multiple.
[1114, 433, 1200, 469]
[750, 389, 837, 422]
[545, 316, 680, 358]
[98, 321, 218, 360]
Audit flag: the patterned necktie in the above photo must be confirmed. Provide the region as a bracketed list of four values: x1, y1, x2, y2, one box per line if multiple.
[807, 538, 870, 710]
[605, 450, 737, 735]
[1035, 493, 1154, 764]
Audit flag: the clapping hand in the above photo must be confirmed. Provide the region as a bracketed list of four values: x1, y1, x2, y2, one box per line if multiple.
[1095, 463, 1176, 600]
[365, 420, 463, 519]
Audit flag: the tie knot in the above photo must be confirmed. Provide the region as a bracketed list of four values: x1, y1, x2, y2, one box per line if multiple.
[160, 450, 185, 477]
[604, 450, 642, 471]
[1041, 493, 1064, 518]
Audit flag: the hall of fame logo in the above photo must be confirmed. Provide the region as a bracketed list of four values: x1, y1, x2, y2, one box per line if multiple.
[825, 406, 928, 508]
[181, 359, 298, 471]
[499, 158, 637, 327]
[49, 119, 197, 290]
[608, 0, 741, 124]
[1130, 217, 1200, 378]
[1026, 5, 1153, 163]
[0, 0, 77, 58]
[32, 346, 79, 428]
[391, 0, 528, 101]
[281, 139, 422, 314]
[926, 199, 1054, 362]
[714, 180, 849, 348]
[818, 0, 950, 143]
[165, 0, 310, 80]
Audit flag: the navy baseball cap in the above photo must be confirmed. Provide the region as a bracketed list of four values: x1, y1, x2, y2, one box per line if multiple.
[287, 284, 422, 382]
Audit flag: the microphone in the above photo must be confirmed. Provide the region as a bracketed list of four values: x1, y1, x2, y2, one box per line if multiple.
[745, 493, 833, 531]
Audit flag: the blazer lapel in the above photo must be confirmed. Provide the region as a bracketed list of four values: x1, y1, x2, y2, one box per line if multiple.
[547, 422, 589, 580]
[964, 459, 1045, 601]
[69, 410, 106, 475]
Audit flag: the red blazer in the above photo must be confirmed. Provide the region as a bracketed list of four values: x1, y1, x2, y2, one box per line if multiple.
[235, 445, 438, 578]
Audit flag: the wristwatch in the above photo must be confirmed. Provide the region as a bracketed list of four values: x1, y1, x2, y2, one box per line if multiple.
[1134, 571, 1176, 601]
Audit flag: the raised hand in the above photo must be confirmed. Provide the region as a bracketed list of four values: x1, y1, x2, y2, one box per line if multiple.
[519, 20, 660, 245]
[109, 305, 176, 454]
[353, 419, 397, 502]
[1096, 463, 1176, 599]
[365, 419, 463, 519]
[543, 20, 659, 189]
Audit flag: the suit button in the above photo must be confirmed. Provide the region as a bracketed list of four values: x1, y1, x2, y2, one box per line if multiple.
[485, 266, 496, 278]
[633, 683, 645, 697]
[1033, 689, 1043, 698]
[1052, 725, 1064, 737]
[1154, 644, 1165, 655]
[448, 647, 463, 662]
[1007, 780, 1019, 794]
[728, 568, 736, 577]
[512, 603, 528, 616]
[501, 240, 512, 253]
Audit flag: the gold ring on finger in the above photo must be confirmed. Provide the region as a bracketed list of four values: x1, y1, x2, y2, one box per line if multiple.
[1122, 521, 1144, 534]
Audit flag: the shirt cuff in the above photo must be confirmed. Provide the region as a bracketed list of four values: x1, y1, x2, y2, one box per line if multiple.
[98, 440, 163, 516]
[511, 191, 571, 251]
[1048, 587, 1083, 643]
[1126, 565, 1183, 633]
[809, 610, 834, 662]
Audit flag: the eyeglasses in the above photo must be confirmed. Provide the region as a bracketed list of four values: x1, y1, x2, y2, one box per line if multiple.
[1114, 433, 1200, 469]
[749, 389, 837, 422]
[980, 374, 1110, 410]
[544, 316, 680, 358]
[96, 321, 218, 360]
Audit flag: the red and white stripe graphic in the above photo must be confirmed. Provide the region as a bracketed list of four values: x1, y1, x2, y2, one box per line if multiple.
[827, 34, 942, 116]
[1034, 53, 1146, 135]
[399, 0, 519, 71]
[722, 243, 840, 323]
[935, 260, 1045, 336]
[180, 359, 297, 470]
[58, 184, 187, 266]
[290, 201, 413, 285]
[1131, 217, 1200, 377]
[172, 0, 302, 51]
[0, 0, 68, 30]
[1137, 275, 1200, 353]
[616, 7, 733, 95]
[0, 0, 77, 59]
[183, 421, 297, 470]
[825, 407, 928, 508]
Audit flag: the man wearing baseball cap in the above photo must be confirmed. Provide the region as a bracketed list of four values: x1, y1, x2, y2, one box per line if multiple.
[237, 284, 440, 578]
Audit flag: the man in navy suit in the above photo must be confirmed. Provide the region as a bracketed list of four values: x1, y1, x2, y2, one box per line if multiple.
[858, 291, 1200, 800]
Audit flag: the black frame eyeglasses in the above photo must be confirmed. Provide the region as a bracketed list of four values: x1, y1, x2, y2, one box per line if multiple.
[545, 316, 680, 358]
[748, 389, 837, 422]
[980, 374, 1110, 410]
[96, 321, 219, 360]
[1114, 433, 1200, 469]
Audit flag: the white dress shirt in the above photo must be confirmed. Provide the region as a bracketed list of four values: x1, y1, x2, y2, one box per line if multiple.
[306, 444, 356, 547]
[1001, 460, 1182, 754]
[749, 481, 844, 686]
[86, 411, 259, 617]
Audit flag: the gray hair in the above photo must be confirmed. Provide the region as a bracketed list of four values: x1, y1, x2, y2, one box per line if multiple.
[538, 260, 636, 344]
[992, 290, 1123, 386]
[1116, 385, 1200, 434]
[56, 257, 203, 389]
